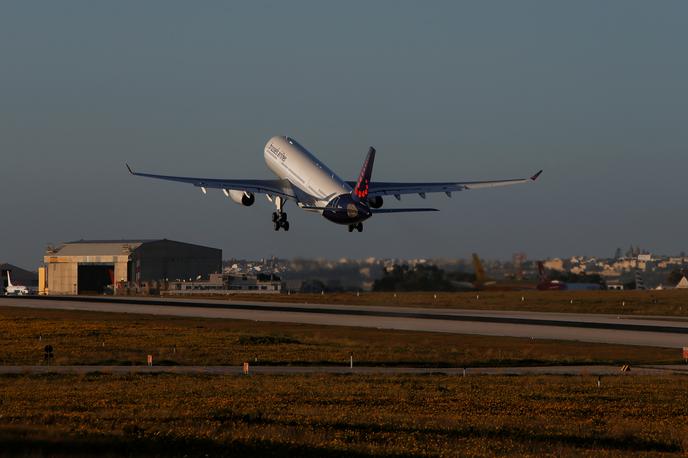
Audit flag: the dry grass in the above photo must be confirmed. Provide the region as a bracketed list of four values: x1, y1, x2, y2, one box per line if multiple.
[166, 289, 688, 316]
[0, 373, 687, 456]
[0, 306, 681, 367]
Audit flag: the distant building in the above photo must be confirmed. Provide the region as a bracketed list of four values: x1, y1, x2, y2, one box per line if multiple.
[167, 273, 226, 293]
[167, 272, 281, 294]
[607, 280, 624, 291]
[43, 239, 221, 295]
[543, 259, 565, 271]
[227, 272, 281, 292]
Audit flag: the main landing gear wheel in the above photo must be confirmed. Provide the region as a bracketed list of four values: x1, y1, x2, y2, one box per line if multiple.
[271, 196, 290, 231]
[348, 223, 363, 232]
[273, 212, 289, 231]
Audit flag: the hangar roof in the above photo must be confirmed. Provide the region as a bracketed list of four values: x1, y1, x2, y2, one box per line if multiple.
[66, 239, 160, 244]
[46, 239, 218, 257]
[50, 240, 156, 256]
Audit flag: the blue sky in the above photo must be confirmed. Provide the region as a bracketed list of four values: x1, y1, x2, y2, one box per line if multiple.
[1, 1, 687, 268]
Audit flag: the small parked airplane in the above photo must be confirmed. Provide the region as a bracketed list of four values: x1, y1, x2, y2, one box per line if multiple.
[4, 271, 29, 296]
[127, 136, 541, 232]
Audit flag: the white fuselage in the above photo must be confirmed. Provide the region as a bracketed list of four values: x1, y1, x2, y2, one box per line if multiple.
[263, 136, 352, 207]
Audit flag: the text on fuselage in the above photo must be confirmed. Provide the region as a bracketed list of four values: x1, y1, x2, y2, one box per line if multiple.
[268, 144, 287, 162]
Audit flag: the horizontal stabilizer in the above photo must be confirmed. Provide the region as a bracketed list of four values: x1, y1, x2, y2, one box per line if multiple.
[371, 208, 438, 214]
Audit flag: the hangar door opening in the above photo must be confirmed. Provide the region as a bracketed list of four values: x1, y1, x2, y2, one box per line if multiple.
[77, 264, 114, 295]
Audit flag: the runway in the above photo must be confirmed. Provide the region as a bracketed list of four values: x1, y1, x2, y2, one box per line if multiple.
[2, 296, 688, 348]
[1, 364, 687, 376]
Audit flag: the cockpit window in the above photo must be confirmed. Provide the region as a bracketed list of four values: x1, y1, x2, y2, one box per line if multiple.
[286, 137, 301, 148]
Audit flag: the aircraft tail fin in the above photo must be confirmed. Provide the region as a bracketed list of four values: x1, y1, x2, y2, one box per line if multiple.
[537, 261, 547, 282]
[6, 271, 13, 288]
[472, 253, 487, 286]
[353, 147, 376, 200]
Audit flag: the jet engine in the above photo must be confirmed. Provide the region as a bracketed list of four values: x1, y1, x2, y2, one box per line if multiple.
[368, 196, 383, 208]
[228, 190, 255, 206]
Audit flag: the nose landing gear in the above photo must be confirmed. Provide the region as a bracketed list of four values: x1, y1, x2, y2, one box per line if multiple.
[348, 222, 363, 232]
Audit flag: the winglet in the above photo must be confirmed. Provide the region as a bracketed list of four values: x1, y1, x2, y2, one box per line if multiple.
[530, 170, 543, 181]
[125, 163, 134, 175]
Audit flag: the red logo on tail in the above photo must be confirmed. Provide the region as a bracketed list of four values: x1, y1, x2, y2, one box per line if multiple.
[354, 147, 376, 200]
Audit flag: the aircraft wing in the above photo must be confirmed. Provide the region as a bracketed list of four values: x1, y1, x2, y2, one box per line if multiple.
[347, 170, 542, 199]
[126, 164, 296, 199]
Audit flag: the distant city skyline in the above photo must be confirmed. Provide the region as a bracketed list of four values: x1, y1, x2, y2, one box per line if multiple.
[2, 2, 687, 269]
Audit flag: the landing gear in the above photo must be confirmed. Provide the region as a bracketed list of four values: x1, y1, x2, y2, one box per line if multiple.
[348, 222, 363, 232]
[273, 212, 289, 231]
[272, 196, 290, 231]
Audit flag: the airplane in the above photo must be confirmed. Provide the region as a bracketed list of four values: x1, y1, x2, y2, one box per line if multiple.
[4, 271, 29, 296]
[471, 253, 496, 289]
[536, 261, 567, 291]
[469, 253, 538, 291]
[127, 136, 542, 232]
[536, 261, 602, 291]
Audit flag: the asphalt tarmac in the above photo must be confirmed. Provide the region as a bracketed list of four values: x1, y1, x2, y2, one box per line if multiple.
[2, 296, 688, 348]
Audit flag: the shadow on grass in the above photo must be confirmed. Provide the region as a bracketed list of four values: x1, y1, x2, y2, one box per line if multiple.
[208, 409, 681, 454]
[0, 430, 396, 458]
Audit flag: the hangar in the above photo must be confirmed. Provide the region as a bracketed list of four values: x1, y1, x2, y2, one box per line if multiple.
[43, 239, 221, 295]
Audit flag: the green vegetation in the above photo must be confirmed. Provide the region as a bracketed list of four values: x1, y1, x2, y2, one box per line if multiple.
[667, 269, 687, 286]
[0, 306, 681, 367]
[237, 334, 301, 345]
[546, 271, 606, 287]
[373, 264, 473, 292]
[1, 373, 687, 456]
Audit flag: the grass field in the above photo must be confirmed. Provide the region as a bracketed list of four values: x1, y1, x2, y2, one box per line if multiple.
[163, 289, 688, 316]
[2, 303, 687, 457]
[0, 306, 682, 367]
[1, 373, 687, 456]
